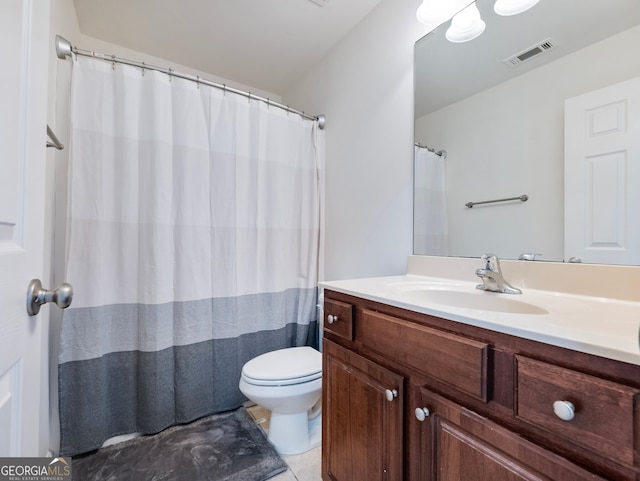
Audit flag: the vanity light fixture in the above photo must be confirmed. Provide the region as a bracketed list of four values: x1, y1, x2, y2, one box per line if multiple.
[494, 0, 539, 16]
[417, 0, 540, 43]
[445, 3, 486, 43]
[416, 0, 471, 31]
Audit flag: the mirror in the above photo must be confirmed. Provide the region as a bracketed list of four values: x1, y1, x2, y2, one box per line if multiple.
[414, 0, 640, 264]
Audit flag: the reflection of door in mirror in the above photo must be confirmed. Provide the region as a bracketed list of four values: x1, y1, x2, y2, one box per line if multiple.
[564, 76, 640, 265]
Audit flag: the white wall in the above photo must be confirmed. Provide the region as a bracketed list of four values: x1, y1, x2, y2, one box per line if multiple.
[415, 25, 640, 262]
[284, 0, 431, 281]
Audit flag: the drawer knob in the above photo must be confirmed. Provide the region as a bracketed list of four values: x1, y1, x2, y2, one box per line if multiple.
[385, 389, 398, 402]
[414, 407, 430, 422]
[327, 314, 339, 324]
[553, 400, 575, 421]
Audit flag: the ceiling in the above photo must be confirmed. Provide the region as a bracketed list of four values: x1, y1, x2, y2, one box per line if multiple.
[72, 0, 382, 96]
[415, 0, 640, 117]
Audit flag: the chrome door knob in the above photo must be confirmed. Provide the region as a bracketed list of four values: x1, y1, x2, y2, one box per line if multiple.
[414, 407, 430, 422]
[327, 314, 338, 324]
[553, 400, 575, 421]
[26, 279, 74, 316]
[385, 389, 398, 402]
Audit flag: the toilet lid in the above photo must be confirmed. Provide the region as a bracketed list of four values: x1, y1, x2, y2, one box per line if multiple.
[241, 346, 322, 386]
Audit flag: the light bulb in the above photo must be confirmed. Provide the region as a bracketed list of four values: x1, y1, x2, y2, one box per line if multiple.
[416, 0, 474, 28]
[446, 3, 486, 43]
[416, 0, 451, 28]
[494, 0, 539, 16]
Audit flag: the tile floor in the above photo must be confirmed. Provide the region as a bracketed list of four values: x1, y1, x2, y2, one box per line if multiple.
[246, 405, 322, 481]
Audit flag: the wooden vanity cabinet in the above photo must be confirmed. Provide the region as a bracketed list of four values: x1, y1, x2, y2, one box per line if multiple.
[322, 339, 404, 481]
[322, 290, 640, 481]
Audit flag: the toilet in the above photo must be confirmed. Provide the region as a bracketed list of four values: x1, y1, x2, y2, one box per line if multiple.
[239, 346, 322, 455]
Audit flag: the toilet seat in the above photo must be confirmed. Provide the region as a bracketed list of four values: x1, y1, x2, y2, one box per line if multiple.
[241, 371, 321, 386]
[241, 346, 322, 387]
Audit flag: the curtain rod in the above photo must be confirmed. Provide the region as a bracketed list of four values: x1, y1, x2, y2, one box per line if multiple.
[47, 124, 64, 150]
[415, 142, 447, 159]
[54, 35, 326, 130]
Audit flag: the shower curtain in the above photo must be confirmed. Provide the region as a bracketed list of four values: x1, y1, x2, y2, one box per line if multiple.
[58, 57, 322, 456]
[414, 146, 448, 255]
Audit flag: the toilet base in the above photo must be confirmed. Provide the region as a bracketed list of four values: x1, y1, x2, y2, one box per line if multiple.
[268, 411, 321, 455]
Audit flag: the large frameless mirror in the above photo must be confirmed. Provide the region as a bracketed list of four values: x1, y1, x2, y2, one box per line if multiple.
[414, 0, 640, 265]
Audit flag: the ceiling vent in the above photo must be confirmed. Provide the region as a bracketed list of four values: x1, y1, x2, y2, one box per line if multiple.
[503, 38, 557, 68]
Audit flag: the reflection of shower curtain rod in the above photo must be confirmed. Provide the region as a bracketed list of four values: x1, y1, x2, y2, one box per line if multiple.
[47, 124, 64, 150]
[54, 35, 326, 130]
[415, 142, 447, 159]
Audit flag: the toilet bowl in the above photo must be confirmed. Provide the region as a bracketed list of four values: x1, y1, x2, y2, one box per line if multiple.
[239, 346, 322, 455]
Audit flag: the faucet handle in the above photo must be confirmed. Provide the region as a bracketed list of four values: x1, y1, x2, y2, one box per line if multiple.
[481, 253, 500, 271]
[519, 253, 542, 261]
[477, 253, 521, 294]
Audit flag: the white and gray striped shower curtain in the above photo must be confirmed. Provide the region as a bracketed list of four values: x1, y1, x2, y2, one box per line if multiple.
[58, 57, 322, 456]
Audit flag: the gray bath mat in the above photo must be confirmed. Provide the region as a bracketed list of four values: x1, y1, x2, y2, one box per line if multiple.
[72, 407, 288, 481]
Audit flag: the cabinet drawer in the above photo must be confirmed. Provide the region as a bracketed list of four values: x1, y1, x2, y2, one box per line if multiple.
[417, 388, 608, 481]
[323, 297, 353, 341]
[358, 309, 489, 401]
[515, 355, 640, 467]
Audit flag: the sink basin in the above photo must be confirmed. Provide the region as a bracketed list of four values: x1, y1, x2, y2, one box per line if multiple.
[396, 287, 548, 315]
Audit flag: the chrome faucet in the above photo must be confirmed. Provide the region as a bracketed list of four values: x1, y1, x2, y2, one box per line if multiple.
[475, 253, 521, 294]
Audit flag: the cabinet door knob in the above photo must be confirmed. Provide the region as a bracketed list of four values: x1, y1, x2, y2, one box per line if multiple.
[327, 314, 338, 324]
[385, 389, 398, 402]
[553, 400, 575, 421]
[414, 407, 430, 422]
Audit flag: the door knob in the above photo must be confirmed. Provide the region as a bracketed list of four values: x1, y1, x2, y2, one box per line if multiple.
[26, 279, 73, 316]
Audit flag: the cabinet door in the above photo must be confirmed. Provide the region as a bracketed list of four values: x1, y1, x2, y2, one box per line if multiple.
[323, 340, 404, 481]
[414, 388, 606, 481]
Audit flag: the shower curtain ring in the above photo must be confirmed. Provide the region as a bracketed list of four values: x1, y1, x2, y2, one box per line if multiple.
[111, 55, 116, 70]
[141, 62, 145, 76]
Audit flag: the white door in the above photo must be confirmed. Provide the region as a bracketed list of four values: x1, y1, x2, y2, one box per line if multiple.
[0, 0, 51, 456]
[565, 76, 640, 265]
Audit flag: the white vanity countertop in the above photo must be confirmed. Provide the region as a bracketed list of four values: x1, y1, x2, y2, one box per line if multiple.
[319, 274, 640, 366]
